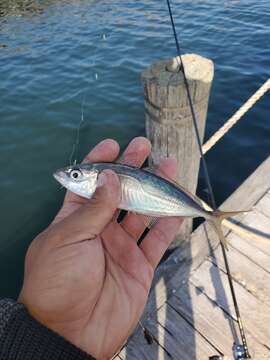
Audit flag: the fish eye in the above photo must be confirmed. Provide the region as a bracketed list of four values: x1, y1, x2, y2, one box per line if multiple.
[70, 169, 81, 180]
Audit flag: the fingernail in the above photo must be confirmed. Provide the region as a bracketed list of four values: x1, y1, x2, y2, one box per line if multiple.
[98, 139, 109, 146]
[97, 172, 107, 188]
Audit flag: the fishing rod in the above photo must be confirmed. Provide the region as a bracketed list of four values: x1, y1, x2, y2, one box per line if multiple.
[165, 0, 251, 358]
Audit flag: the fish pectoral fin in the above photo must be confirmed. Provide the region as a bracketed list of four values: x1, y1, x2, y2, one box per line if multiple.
[125, 211, 159, 229]
[142, 215, 159, 229]
[115, 154, 124, 164]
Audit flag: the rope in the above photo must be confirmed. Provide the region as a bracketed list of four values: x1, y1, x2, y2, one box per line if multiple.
[203, 78, 270, 154]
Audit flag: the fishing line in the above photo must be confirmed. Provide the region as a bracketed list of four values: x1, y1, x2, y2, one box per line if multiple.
[165, 0, 250, 358]
[69, 94, 86, 165]
[68, 28, 109, 166]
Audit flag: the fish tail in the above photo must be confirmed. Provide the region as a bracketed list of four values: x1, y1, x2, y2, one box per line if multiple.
[211, 210, 249, 250]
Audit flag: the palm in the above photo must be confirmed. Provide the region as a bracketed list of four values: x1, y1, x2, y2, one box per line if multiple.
[19, 138, 182, 359]
[81, 224, 152, 357]
[30, 222, 151, 358]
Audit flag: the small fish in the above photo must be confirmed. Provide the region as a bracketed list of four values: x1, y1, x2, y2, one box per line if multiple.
[54, 163, 246, 249]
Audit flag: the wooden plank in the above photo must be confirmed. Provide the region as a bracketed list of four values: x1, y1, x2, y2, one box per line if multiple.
[256, 191, 270, 219]
[210, 244, 270, 305]
[124, 157, 270, 356]
[190, 260, 270, 347]
[236, 209, 270, 256]
[227, 231, 270, 273]
[141, 158, 270, 319]
[118, 345, 169, 360]
[144, 303, 219, 359]
[118, 323, 171, 360]
[141, 222, 220, 318]
[168, 282, 270, 359]
[220, 156, 270, 214]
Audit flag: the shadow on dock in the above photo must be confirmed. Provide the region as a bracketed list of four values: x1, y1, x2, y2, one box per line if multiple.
[122, 223, 240, 359]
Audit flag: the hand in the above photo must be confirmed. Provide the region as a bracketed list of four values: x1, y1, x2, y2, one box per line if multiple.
[19, 137, 182, 359]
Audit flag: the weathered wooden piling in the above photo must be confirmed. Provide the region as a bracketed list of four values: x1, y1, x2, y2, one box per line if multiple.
[141, 54, 214, 245]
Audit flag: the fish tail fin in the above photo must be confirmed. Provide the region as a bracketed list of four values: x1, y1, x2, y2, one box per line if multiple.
[211, 210, 250, 250]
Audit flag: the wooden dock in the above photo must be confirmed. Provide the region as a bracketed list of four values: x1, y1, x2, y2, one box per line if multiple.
[115, 156, 270, 360]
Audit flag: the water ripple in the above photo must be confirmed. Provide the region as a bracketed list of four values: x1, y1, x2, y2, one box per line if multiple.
[0, 0, 269, 295]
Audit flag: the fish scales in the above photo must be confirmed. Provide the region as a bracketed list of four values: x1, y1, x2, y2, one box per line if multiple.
[53, 161, 247, 249]
[55, 162, 208, 218]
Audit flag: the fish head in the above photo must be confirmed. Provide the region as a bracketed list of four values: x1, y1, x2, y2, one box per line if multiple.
[53, 164, 99, 199]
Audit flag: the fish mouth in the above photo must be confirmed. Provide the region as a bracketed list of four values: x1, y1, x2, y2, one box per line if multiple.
[53, 170, 67, 186]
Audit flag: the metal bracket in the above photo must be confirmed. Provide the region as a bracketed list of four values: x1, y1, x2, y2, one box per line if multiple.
[209, 344, 251, 360]
[233, 344, 251, 359]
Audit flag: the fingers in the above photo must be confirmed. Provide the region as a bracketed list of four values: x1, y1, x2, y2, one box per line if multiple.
[120, 213, 149, 241]
[140, 217, 183, 269]
[118, 137, 151, 166]
[82, 139, 120, 164]
[121, 157, 178, 241]
[138, 158, 183, 269]
[155, 157, 178, 181]
[101, 222, 147, 283]
[51, 170, 121, 246]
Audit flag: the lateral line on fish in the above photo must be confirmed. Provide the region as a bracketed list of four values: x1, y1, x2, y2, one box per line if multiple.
[53, 162, 255, 249]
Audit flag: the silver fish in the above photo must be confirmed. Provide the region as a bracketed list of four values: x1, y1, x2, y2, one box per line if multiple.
[54, 162, 245, 248]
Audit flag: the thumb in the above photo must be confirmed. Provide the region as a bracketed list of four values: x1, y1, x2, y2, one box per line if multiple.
[51, 169, 121, 245]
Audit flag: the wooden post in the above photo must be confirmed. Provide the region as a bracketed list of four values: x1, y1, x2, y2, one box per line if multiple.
[141, 54, 214, 246]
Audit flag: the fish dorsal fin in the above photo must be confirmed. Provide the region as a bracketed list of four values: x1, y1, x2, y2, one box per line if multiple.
[115, 154, 124, 164]
[142, 166, 157, 174]
[144, 215, 159, 229]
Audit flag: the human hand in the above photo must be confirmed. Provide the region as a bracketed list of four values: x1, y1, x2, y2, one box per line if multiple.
[19, 137, 182, 359]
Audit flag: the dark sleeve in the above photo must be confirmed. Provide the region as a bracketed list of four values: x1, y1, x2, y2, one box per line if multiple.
[0, 299, 95, 360]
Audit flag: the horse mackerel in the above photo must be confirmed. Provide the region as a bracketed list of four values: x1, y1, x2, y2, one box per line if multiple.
[54, 162, 246, 249]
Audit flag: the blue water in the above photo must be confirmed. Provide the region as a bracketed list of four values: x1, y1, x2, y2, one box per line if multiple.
[0, 0, 269, 297]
